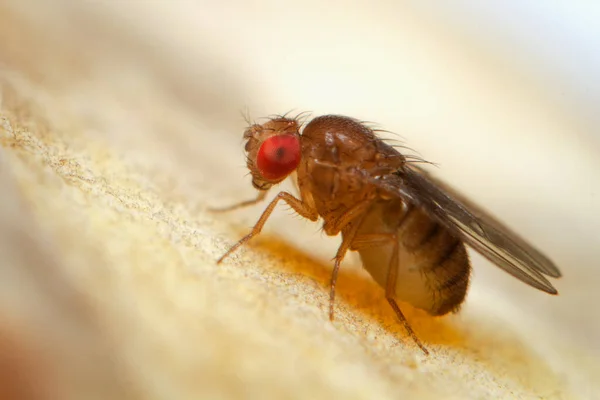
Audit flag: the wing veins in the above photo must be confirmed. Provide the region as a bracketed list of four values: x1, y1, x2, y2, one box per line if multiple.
[370, 166, 561, 294]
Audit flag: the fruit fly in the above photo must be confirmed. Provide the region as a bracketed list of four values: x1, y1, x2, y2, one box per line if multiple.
[215, 114, 561, 354]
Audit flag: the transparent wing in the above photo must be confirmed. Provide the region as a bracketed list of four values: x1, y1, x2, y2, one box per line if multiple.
[372, 165, 561, 294]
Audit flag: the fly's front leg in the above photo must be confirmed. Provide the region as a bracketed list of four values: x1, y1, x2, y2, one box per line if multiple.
[289, 172, 300, 196]
[350, 232, 429, 355]
[209, 190, 268, 213]
[216, 192, 318, 264]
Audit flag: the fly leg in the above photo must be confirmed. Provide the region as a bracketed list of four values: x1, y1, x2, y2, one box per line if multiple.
[209, 190, 268, 212]
[216, 192, 318, 264]
[328, 221, 361, 321]
[288, 172, 300, 196]
[350, 233, 429, 355]
[325, 199, 374, 320]
[322, 199, 372, 235]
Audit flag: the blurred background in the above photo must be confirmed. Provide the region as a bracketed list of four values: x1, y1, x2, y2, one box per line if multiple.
[1, 0, 598, 399]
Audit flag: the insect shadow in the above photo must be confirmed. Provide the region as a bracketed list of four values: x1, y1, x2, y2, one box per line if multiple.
[233, 228, 467, 349]
[219, 227, 564, 395]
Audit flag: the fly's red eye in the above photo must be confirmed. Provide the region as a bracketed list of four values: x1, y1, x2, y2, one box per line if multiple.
[256, 134, 301, 180]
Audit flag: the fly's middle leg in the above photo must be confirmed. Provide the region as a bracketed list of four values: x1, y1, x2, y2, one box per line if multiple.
[322, 198, 373, 236]
[328, 221, 361, 321]
[326, 200, 374, 320]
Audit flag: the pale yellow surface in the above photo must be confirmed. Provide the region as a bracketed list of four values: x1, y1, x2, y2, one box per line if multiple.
[0, 2, 598, 399]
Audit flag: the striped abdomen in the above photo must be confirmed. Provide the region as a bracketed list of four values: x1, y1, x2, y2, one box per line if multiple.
[356, 200, 471, 316]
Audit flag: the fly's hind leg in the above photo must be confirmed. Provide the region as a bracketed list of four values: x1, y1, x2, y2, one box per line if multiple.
[350, 233, 429, 355]
[216, 192, 318, 264]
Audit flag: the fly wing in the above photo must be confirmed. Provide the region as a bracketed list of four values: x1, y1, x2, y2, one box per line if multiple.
[372, 165, 561, 294]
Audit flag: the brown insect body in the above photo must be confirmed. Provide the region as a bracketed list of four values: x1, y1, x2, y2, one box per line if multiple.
[216, 114, 561, 354]
[299, 116, 469, 316]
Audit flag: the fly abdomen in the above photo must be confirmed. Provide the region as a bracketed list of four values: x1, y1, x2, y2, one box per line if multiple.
[357, 201, 471, 317]
[397, 206, 471, 315]
[423, 236, 470, 315]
